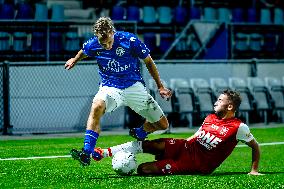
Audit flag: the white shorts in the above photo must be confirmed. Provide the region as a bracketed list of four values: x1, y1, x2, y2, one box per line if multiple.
[93, 82, 164, 123]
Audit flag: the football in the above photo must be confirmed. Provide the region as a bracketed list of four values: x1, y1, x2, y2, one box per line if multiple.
[112, 151, 137, 175]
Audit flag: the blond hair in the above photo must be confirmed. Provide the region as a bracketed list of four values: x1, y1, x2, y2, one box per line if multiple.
[93, 17, 115, 39]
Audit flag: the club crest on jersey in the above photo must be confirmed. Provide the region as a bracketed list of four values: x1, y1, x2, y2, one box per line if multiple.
[196, 129, 222, 150]
[116, 47, 125, 56]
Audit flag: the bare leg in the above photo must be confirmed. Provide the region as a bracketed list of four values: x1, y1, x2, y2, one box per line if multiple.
[86, 99, 106, 133]
[143, 115, 169, 133]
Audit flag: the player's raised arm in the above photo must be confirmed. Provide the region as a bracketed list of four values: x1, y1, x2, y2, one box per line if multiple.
[143, 55, 172, 100]
[245, 139, 264, 175]
[65, 49, 88, 70]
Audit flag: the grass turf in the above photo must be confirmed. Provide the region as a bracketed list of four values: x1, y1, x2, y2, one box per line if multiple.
[0, 126, 284, 189]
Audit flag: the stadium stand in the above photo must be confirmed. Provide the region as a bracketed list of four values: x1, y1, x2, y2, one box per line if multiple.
[265, 77, 284, 122]
[247, 77, 272, 124]
[210, 77, 231, 97]
[170, 78, 195, 128]
[190, 78, 214, 120]
[229, 77, 254, 124]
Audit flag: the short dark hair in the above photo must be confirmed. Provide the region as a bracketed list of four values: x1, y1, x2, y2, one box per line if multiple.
[222, 89, 242, 111]
[93, 17, 115, 39]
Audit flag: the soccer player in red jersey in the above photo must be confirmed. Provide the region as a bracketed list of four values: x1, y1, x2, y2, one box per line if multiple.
[94, 89, 263, 175]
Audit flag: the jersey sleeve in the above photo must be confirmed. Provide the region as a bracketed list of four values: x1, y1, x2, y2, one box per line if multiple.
[82, 37, 96, 57]
[236, 123, 254, 143]
[129, 35, 150, 59]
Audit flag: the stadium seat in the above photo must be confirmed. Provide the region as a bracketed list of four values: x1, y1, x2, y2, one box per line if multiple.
[170, 78, 195, 128]
[203, 7, 217, 21]
[143, 32, 156, 52]
[34, 3, 48, 20]
[31, 32, 46, 52]
[49, 32, 63, 53]
[249, 33, 262, 51]
[265, 77, 284, 122]
[247, 77, 272, 124]
[235, 33, 249, 51]
[111, 5, 125, 20]
[190, 78, 214, 120]
[51, 4, 64, 21]
[247, 8, 258, 23]
[15, 2, 33, 19]
[232, 8, 245, 23]
[229, 77, 254, 124]
[274, 8, 284, 25]
[127, 6, 140, 21]
[159, 33, 173, 53]
[157, 6, 172, 25]
[0, 3, 14, 19]
[0, 32, 10, 51]
[218, 7, 231, 23]
[174, 6, 187, 25]
[189, 7, 201, 20]
[260, 9, 272, 24]
[263, 34, 278, 52]
[149, 79, 173, 131]
[13, 32, 27, 52]
[65, 31, 80, 52]
[142, 6, 156, 24]
[210, 77, 230, 97]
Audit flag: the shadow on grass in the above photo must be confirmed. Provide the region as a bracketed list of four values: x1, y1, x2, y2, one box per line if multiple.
[210, 171, 284, 176]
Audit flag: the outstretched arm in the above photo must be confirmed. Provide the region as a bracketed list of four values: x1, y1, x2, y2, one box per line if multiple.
[65, 49, 88, 70]
[245, 139, 264, 175]
[143, 55, 172, 100]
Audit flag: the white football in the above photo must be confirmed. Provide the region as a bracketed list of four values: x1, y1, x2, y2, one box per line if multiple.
[112, 151, 137, 175]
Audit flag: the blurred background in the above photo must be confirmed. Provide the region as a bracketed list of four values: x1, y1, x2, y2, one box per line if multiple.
[0, 0, 284, 135]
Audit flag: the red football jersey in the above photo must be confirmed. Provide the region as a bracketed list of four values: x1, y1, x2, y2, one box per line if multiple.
[188, 114, 253, 174]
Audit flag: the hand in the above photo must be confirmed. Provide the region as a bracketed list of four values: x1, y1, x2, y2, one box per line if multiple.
[248, 171, 264, 176]
[65, 58, 76, 70]
[159, 87, 172, 101]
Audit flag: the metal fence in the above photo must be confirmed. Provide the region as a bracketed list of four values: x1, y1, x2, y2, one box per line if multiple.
[1, 59, 284, 135]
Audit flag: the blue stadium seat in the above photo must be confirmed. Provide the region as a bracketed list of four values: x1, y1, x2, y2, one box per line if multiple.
[34, 3, 48, 20]
[247, 8, 258, 23]
[0, 32, 10, 51]
[232, 8, 245, 23]
[263, 34, 278, 52]
[157, 6, 172, 24]
[174, 6, 187, 25]
[274, 8, 284, 25]
[65, 31, 80, 52]
[143, 32, 156, 52]
[204, 7, 217, 21]
[218, 8, 231, 23]
[31, 32, 46, 52]
[15, 2, 33, 19]
[260, 9, 272, 24]
[127, 6, 139, 21]
[49, 32, 63, 52]
[159, 33, 173, 53]
[143, 6, 156, 24]
[13, 32, 27, 52]
[249, 33, 262, 51]
[51, 4, 64, 21]
[189, 7, 201, 20]
[235, 33, 249, 51]
[0, 3, 14, 19]
[111, 5, 125, 20]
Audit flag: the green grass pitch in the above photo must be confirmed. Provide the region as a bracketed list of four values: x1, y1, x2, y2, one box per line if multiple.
[0, 126, 284, 189]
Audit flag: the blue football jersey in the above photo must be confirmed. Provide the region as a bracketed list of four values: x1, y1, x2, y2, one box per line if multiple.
[82, 31, 150, 89]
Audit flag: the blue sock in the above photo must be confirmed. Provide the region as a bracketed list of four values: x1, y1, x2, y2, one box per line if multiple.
[83, 130, 99, 155]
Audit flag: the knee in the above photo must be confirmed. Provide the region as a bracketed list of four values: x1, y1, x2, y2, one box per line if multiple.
[91, 101, 106, 117]
[158, 116, 169, 130]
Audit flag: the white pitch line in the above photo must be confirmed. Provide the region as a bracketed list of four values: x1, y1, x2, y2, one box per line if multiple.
[237, 141, 284, 148]
[0, 155, 71, 161]
[1, 141, 284, 161]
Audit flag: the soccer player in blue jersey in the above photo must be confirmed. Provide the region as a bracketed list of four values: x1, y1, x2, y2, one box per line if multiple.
[65, 17, 172, 166]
